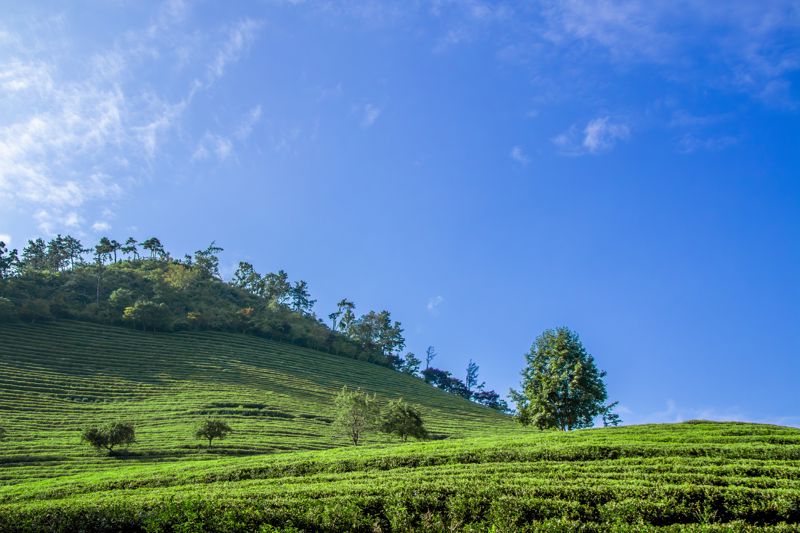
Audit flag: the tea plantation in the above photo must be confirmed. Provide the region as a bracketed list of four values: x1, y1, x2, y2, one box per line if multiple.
[1, 322, 799, 531]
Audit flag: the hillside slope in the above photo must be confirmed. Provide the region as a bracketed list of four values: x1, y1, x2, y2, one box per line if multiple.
[1, 422, 799, 531]
[0, 321, 513, 483]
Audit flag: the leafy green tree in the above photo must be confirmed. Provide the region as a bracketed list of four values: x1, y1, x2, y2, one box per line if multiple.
[232, 261, 264, 296]
[195, 419, 233, 448]
[0, 242, 19, 279]
[472, 389, 510, 412]
[109, 239, 121, 263]
[122, 300, 173, 332]
[194, 242, 224, 279]
[81, 422, 136, 453]
[334, 298, 355, 332]
[290, 280, 316, 315]
[46, 235, 71, 271]
[380, 398, 428, 442]
[510, 327, 617, 431]
[62, 235, 85, 269]
[141, 237, 165, 259]
[399, 352, 421, 376]
[331, 386, 379, 445]
[263, 270, 292, 306]
[108, 288, 135, 314]
[21, 238, 47, 271]
[422, 367, 471, 399]
[348, 310, 405, 363]
[121, 237, 139, 260]
[95, 237, 114, 265]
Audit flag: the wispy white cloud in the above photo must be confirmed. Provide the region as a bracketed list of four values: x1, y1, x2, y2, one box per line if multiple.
[0, 234, 11, 245]
[510, 145, 529, 165]
[208, 19, 263, 83]
[583, 117, 630, 153]
[91, 221, 111, 232]
[235, 105, 263, 141]
[360, 103, 382, 127]
[678, 134, 738, 154]
[0, 6, 265, 234]
[427, 295, 444, 314]
[553, 116, 630, 155]
[623, 399, 800, 428]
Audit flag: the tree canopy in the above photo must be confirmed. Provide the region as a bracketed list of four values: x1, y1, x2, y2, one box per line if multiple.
[195, 420, 233, 448]
[81, 422, 136, 453]
[380, 398, 428, 442]
[331, 386, 379, 445]
[510, 327, 619, 431]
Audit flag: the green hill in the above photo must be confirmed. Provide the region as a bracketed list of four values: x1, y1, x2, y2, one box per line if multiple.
[0, 321, 512, 483]
[2, 321, 799, 531]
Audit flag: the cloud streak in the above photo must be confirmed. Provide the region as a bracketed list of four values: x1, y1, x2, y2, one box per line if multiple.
[553, 116, 630, 155]
[0, 7, 264, 234]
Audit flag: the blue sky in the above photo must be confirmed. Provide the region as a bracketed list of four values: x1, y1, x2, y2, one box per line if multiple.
[1, 1, 799, 426]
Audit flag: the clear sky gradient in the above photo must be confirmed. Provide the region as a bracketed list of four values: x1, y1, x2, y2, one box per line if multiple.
[1, 1, 798, 426]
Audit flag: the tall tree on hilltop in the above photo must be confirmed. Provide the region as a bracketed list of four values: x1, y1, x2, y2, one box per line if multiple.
[0, 242, 19, 279]
[121, 237, 139, 260]
[194, 242, 224, 279]
[510, 327, 620, 431]
[95, 237, 114, 265]
[290, 280, 316, 315]
[46, 235, 70, 271]
[263, 270, 292, 306]
[63, 235, 85, 269]
[21, 238, 47, 271]
[335, 298, 355, 333]
[347, 310, 405, 363]
[232, 261, 264, 296]
[141, 237, 164, 259]
[109, 239, 121, 263]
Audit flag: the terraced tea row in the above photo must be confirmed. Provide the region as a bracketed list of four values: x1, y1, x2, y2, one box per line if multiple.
[1, 422, 798, 531]
[0, 321, 512, 483]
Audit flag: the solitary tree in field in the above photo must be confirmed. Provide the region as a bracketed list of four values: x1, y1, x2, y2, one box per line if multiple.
[380, 398, 428, 442]
[81, 422, 136, 453]
[195, 420, 233, 448]
[510, 327, 620, 431]
[331, 386, 379, 445]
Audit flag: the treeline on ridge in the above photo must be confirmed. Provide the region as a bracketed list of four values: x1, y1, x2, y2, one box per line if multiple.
[0, 236, 508, 412]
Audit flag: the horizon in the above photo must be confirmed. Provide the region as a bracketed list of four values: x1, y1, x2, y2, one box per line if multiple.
[1, 1, 798, 427]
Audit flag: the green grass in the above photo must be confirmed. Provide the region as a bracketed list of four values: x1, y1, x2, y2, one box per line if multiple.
[1, 321, 799, 531]
[0, 321, 511, 481]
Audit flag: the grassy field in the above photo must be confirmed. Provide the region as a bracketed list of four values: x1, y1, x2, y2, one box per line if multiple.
[0, 422, 799, 531]
[1, 322, 799, 531]
[0, 321, 512, 484]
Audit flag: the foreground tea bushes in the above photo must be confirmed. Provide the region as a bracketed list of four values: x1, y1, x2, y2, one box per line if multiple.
[1, 422, 799, 531]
